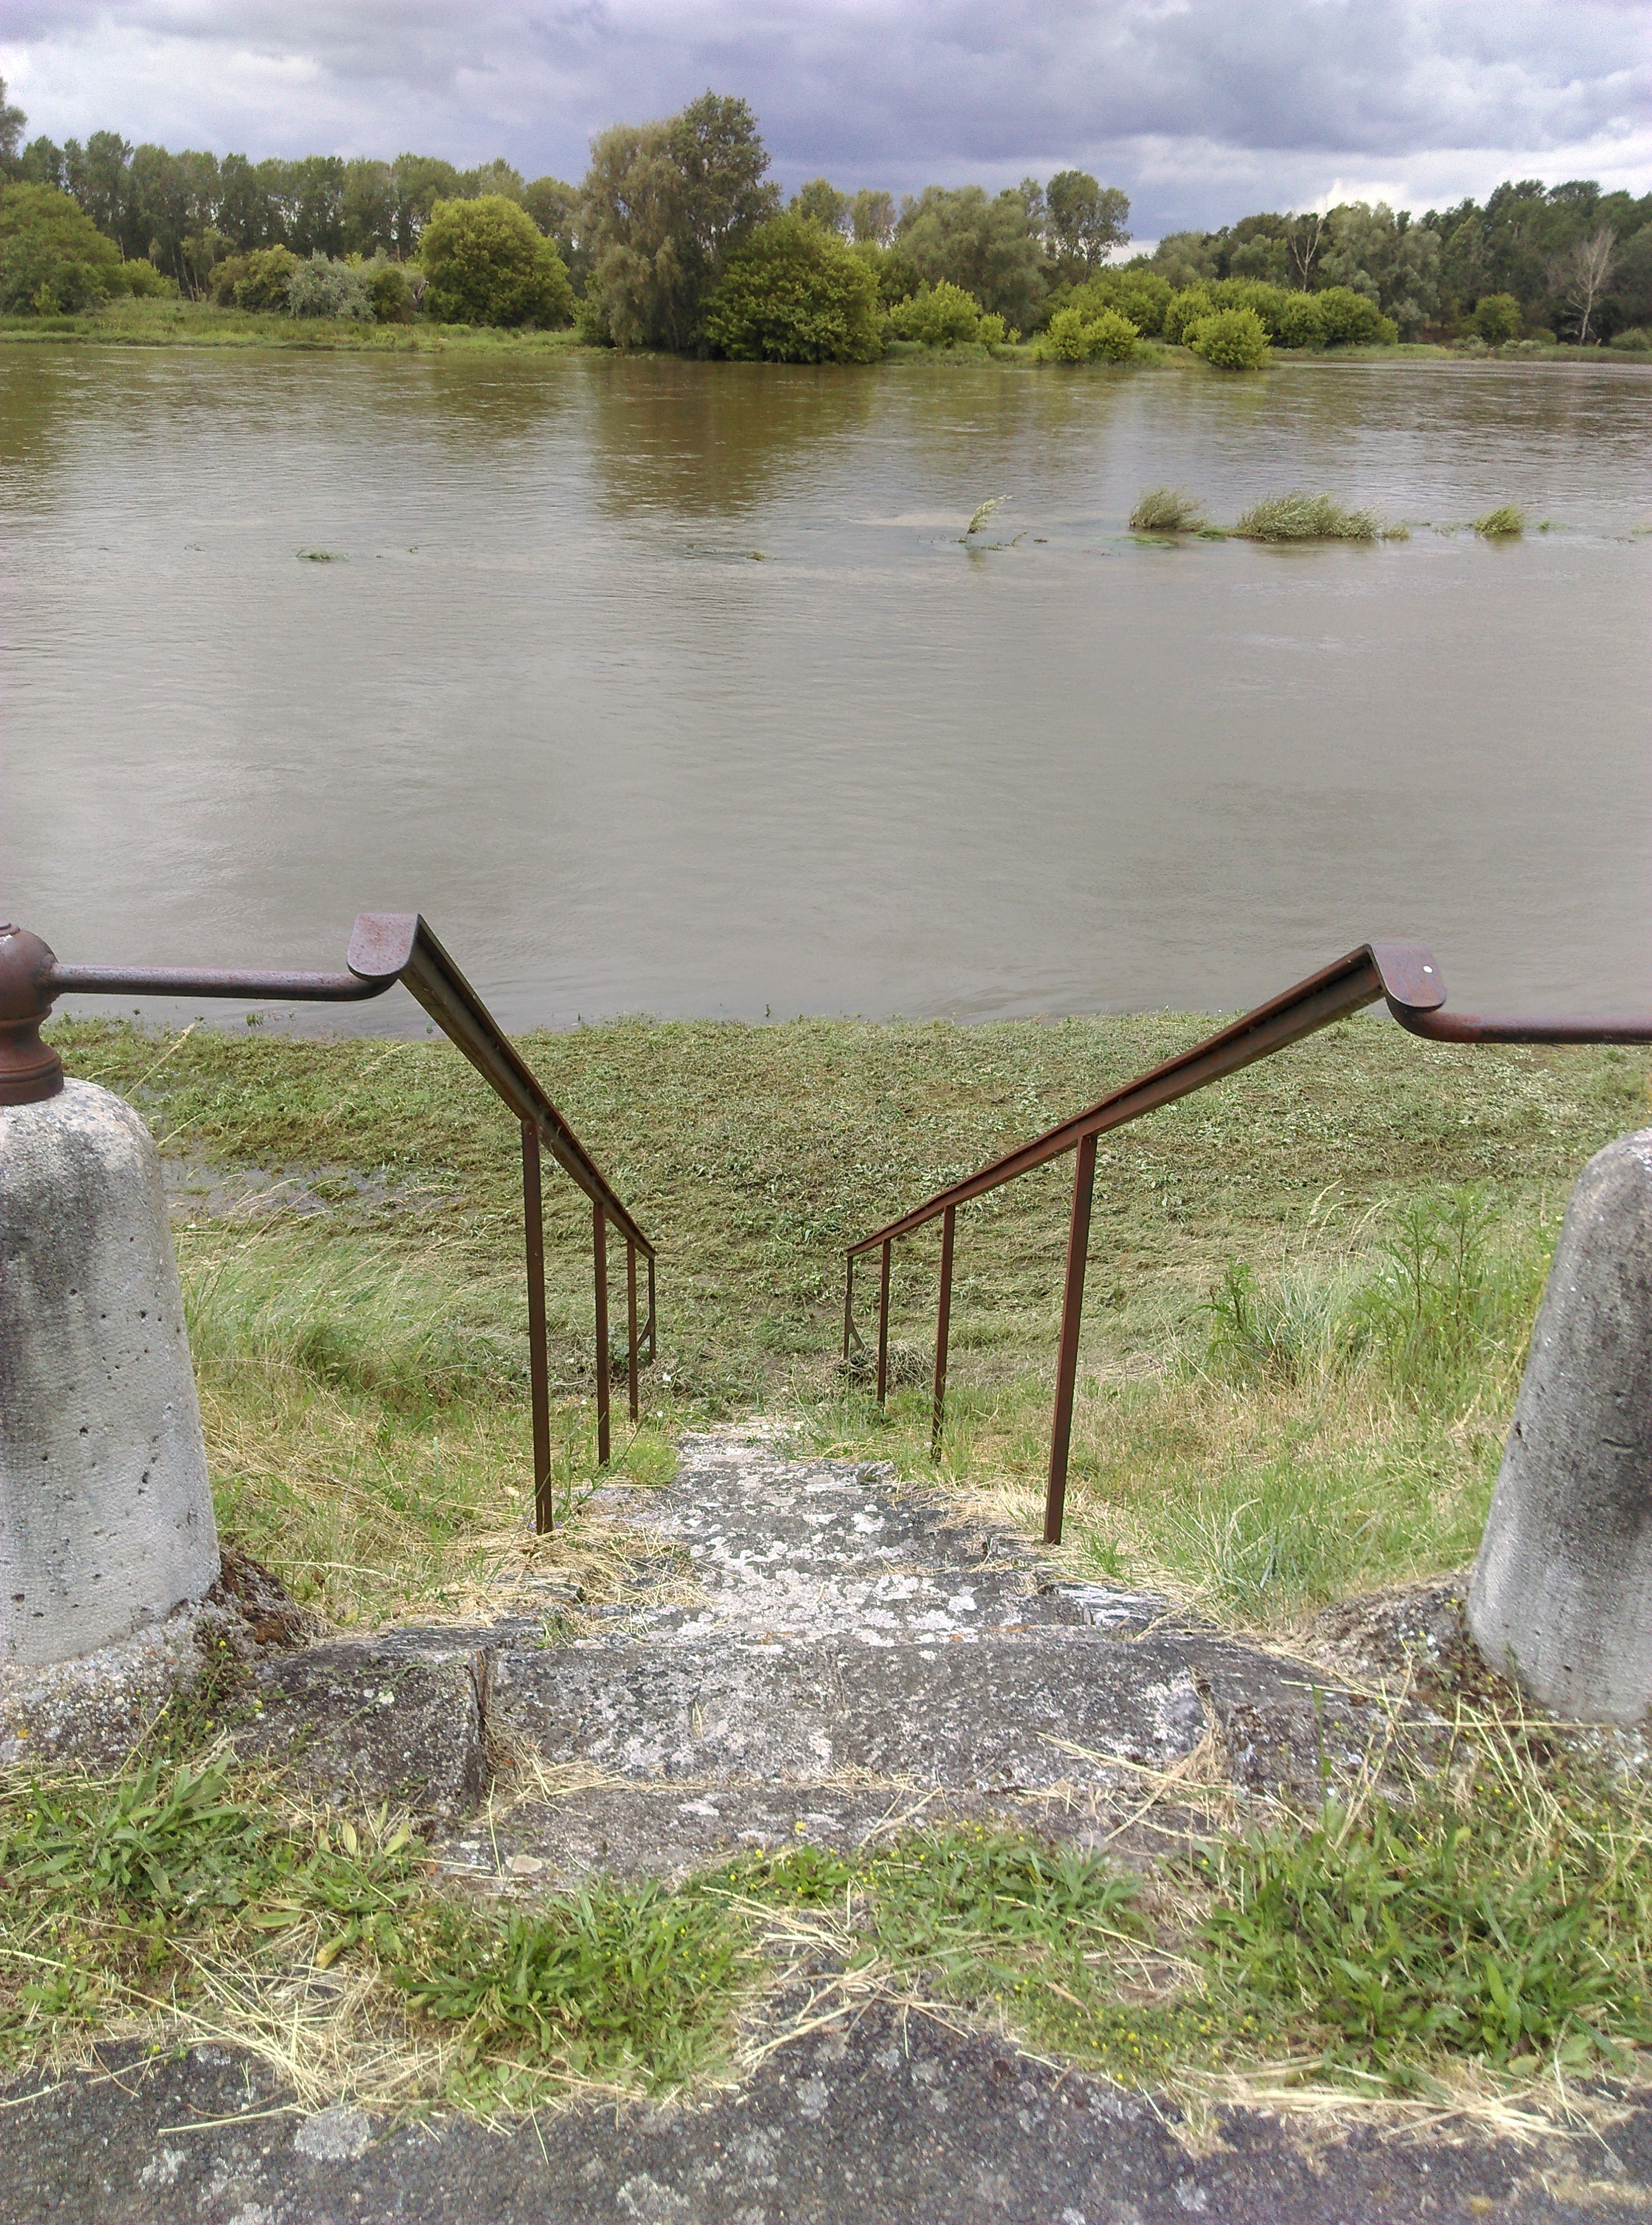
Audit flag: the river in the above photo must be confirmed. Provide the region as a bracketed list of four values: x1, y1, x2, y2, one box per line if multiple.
[3, 347, 1648, 1032]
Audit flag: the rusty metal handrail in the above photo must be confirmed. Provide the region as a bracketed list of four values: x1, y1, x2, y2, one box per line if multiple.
[3, 912, 655, 1533]
[843, 941, 1652, 1545]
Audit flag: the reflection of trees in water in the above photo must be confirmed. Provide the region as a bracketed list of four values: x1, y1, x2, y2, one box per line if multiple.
[583, 356, 879, 519]
[0, 353, 78, 494]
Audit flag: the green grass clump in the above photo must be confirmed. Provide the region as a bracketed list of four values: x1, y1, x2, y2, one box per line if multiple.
[1473, 505, 1525, 537]
[1129, 487, 1208, 532]
[1197, 1721, 1652, 2088]
[1232, 491, 1378, 541]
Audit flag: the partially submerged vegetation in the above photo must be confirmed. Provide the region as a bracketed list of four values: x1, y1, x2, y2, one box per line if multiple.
[1129, 487, 1209, 532]
[1475, 504, 1526, 537]
[1232, 490, 1380, 541]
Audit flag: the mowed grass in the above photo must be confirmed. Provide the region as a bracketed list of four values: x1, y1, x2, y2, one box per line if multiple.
[49, 1011, 1651, 1630]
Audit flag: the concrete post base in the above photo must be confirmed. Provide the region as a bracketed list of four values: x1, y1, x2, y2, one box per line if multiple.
[1470, 1126, 1652, 1723]
[1, 1078, 219, 1668]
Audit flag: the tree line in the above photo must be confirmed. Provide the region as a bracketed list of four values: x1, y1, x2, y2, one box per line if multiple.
[2, 77, 1648, 352]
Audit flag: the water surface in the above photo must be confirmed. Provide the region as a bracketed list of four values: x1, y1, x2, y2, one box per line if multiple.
[3, 349, 1648, 1031]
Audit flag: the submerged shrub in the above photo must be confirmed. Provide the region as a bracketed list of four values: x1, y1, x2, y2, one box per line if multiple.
[1313, 285, 1398, 346]
[1472, 292, 1522, 345]
[1129, 486, 1208, 531]
[286, 254, 374, 321]
[1271, 293, 1325, 348]
[886, 279, 980, 347]
[702, 212, 884, 362]
[1163, 284, 1215, 344]
[1473, 504, 1525, 537]
[1038, 304, 1139, 361]
[1186, 306, 1270, 369]
[1232, 489, 1376, 540]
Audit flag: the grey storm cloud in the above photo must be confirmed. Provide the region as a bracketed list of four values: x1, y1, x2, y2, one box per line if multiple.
[5, 0, 1647, 231]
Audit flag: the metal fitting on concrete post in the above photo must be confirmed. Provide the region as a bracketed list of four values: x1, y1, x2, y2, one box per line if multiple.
[1, 1067, 220, 1669]
[1469, 1127, 1652, 1724]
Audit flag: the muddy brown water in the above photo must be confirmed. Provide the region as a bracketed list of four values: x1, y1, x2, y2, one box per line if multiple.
[3, 348, 1648, 1033]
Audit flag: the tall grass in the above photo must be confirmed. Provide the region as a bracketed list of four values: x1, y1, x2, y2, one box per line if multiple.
[1129, 486, 1208, 531]
[1473, 504, 1525, 537]
[1232, 491, 1378, 541]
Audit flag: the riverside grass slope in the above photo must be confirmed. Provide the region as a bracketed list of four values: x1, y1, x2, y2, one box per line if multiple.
[8, 1011, 1652, 2125]
[47, 1009, 1651, 1633]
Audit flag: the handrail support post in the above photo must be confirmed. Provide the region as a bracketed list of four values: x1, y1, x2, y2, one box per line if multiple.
[876, 1238, 892, 1406]
[593, 1202, 611, 1467]
[626, 1238, 640, 1425]
[931, 1203, 955, 1463]
[1045, 1132, 1098, 1546]
[523, 1122, 553, 1534]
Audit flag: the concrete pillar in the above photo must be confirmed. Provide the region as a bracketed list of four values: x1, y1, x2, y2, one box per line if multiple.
[1, 1075, 219, 1669]
[1469, 1127, 1652, 1723]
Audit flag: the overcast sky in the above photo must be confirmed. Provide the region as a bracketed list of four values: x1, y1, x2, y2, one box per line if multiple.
[4, 1, 1647, 237]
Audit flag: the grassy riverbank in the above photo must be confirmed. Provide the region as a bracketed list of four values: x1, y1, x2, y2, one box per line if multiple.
[1, 295, 1620, 363]
[50, 1011, 1649, 1632]
[9, 1013, 1649, 2120]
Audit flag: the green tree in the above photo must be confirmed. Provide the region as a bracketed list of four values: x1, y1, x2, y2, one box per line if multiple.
[1044, 171, 1130, 276]
[19, 138, 66, 191]
[0, 79, 25, 175]
[524, 175, 586, 291]
[886, 278, 980, 346]
[1062, 267, 1171, 334]
[419, 193, 574, 326]
[342, 159, 397, 257]
[703, 211, 882, 360]
[1312, 285, 1397, 344]
[896, 183, 1045, 327]
[1472, 292, 1522, 343]
[791, 178, 848, 233]
[460, 159, 525, 203]
[849, 189, 896, 247]
[1318, 202, 1439, 334]
[0, 181, 122, 311]
[581, 92, 778, 350]
[391, 154, 461, 257]
[64, 131, 133, 245]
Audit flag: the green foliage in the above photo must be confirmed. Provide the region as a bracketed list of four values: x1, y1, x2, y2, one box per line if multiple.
[110, 255, 174, 298]
[284, 252, 373, 321]
[886, 278, 980, 347]
[855, 240, 923, 310]
[976, 311, 1009, 346]
[1473, 504, 1525, 538]
[363, 257, 413, 322]
[895, 183, 1045, 328]
[211, 243, 300, 309]
[1609, 324, 1652, 350]
[1186, 306, 1270, 368]
[0, 181, 122, 312]
[1163, 284, 1215, 343]
[1036, 303, 1139, 360]
[1061, 266, 1171, 335]
[1129, 487, 1208, 531]
[1473, 291, 1522, 343]
[1043, 171, 1131, 277]
[419, 194, 573, 327]
[1271, 292, 1325, 347]
[395, 1882, 749, 2094]
[849, 188, 896, 247]
[582, 92, 779, 351]
[1232, 489, 1376, 539]
[789, 178, 848, 233]
[1198, 1739, 1652, 2086]
[702, 211, 883, 362]
[1313, 284, 1398, 344]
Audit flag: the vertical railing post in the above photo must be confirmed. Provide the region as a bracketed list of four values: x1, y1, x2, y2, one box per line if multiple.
[646, 1254, 657, 1364]
[842, 1253, 854, 1363]
[522, 1123, 554, 1534]
[1045, 1131, 1098, 1546]
[626, 1238, 640, 1424]
[931, 1204, 955, 1462]
[593, 1201, 611, 1467]
[876, 1237, 892, 1405]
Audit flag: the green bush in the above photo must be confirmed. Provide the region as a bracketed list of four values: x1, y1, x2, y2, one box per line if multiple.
[0, 182, 122, 313]
[1313, 286, 1398, 346]
[1271, 293, 1325, 348]
[1038, 304, 1139, 361]
[886, 279, 980, 347]
[211, 245, 300, 311]
[1186, 306, 1271, 369]
[1163, 284, 1215, 343]
[286, 254, 374, 321]
[1609, 325, 1651, 351]
[701, 212, 884, 362]
[1473, 505, 1524, 538]
[1063, 267, 1173, 336]
[363, 259, 414, 323]
[976, 311, 1008, 346]
[1472, 292, 1522, 345]
[419, 194, 574, 328]
[111, 258, 175, 299]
